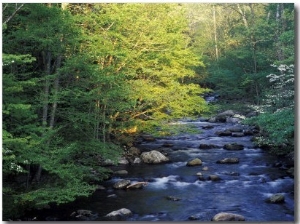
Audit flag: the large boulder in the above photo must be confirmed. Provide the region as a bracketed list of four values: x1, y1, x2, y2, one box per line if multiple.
[209, 110, 244, 123]
[216, 157, 239, 164]
[186, 158, 202, 166]
[113, 179, 131, 189]
[104, 208, 133, 221]
[215, 110, 235, 122]
[140, 150, 169, 164]
[224, 143, 244, 150]
[212, 212, 245, 221]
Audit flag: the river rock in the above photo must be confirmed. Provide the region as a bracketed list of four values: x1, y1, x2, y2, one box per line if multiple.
[266, 194, 285, 203]
[224, 143, 244, 150]
[228, 126, 243, 132]
[126, 182, 148, 189]
[196, 172, 203, 176]
[104, 208, 133, 221]
[231, 132, 245, 137]
[215, 130, 232, 136]
[196, 172, 206, 180]
[226, 117, 241, 123]
[218, 110, 235, 117]
[107, 194, 117, 198]
[202, 125, 214, 129]
[221, 171, 240, 176]
[202, 166, 209, 171]
[140, 150, 169, 164]
[215, 110, 235, 122]
[165, 196, 181, 201]
[216, 157, 239, 164]
[162, 142, 174, 147]
[243, 129, 254, 136]
[208, 117, 217, 123]
[208, 175, 221, 181]
[212, 212, 245, 221]
[96, 185, 106, 190]
[141, 135, 156, 142]
[70, 209, 98, 221]
[102, 159, 115, 166]
[113, 179, 131, 189]
[127, 147, 141, 156]
[133, 157, 142, 164]
[71, 209, 92, 217]
[199, 143, 220, 149]
[186, 158, 202, 166]
[118, 157, 129, 165]
[189, 215, 200, 220]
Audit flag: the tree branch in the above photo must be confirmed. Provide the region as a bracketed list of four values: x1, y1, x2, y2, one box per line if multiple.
[3, 3, 24, 25]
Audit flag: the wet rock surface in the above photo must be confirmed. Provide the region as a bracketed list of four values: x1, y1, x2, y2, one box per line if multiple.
[212, 212, 245, 221]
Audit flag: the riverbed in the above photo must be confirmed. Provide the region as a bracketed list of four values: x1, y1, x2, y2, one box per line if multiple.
[28, 118, 294, 221]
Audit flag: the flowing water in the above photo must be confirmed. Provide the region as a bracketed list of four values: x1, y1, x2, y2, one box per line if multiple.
[25, 119, 294, 221]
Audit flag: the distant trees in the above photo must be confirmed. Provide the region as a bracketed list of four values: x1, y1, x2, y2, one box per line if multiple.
[186, 3, 294, 155]
[187, 3, 294, 104]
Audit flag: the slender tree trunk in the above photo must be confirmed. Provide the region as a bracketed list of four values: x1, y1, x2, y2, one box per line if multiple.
[102, 104, 107, 144]
[35, 50, 52, 183]
[26, 164, 31, 189]
[94, 100, 100, 140]
[49, 55, 62, 128]
[237, 4, 249, 29]
[3, 3, 24, 25]
[237, 4, 258, 74]
[275, 3, 285, 61]
[42, 51, 51, 127]
[213, 5, 219, 61]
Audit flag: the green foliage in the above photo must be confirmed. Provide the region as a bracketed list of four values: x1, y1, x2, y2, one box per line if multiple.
[244, 108, 294, 155]
[243, 64, 294, 155]
[2, 3, 210, 219]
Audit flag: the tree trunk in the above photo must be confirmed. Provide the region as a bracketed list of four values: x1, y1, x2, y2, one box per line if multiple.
[49, 55, 62, 129]
[275, 3, 285, 61]
[35, 50, 52, 183]
[42, 51, 51, 127]
[213, 5, 219, 61]
[3, 3, 25, 25]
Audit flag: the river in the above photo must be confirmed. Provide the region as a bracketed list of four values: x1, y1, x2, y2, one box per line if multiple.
[26, 118, 294, 221]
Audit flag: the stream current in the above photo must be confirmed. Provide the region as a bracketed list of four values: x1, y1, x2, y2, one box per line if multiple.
[27, 119, 294, 221]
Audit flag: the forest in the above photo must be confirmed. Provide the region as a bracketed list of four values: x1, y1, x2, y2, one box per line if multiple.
[2, 3, 294, 220]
